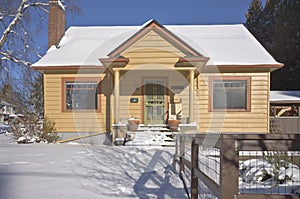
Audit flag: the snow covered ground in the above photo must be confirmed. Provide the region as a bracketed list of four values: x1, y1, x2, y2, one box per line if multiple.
[2, 132, 299, 198]
[0, 134, 187, 199]
[239, 158, 300, 195]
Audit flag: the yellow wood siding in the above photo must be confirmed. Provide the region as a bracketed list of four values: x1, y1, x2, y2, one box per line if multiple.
[44, 73, 111, 133]
[196, 72, 269, 133]
[122, 30, 184, 69]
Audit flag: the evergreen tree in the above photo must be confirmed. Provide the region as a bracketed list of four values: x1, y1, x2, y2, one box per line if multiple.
[29, 73, 44, 116]
[245, 0, 263, 42]
[0, 83, 15, 103]
[246, 0, 300, 90]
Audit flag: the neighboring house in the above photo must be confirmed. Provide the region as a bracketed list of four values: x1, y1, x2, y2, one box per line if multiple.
[32, 0, 283, 144]
[0, 100, 16, 124]
[270, 91, 300, 134]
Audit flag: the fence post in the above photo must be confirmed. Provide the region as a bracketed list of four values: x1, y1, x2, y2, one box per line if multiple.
[175, 134, 178, 163]
[219, 136, 239, 198]
[191, 138, 199, 199]
[180, 136, 185, 173]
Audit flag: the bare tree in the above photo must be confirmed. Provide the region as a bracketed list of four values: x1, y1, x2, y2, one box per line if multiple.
[0, 0, 81, 112]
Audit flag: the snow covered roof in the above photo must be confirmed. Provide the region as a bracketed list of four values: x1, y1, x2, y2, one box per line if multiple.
[270, 91, 300, 103]
[0, 100, 16, 107]
[32, 20, 282, 67]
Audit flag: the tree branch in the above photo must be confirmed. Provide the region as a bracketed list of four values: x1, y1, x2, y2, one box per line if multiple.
[24, 2, 49, 13]
[0, 0, 28, 50]
[0, 51, 31, 66]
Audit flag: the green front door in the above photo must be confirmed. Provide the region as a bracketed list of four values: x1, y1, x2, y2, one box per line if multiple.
[144, 79, 166, 125]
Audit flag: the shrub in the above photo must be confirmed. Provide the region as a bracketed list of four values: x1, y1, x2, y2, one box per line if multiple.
[263, 151, 293, 185]
[11, 115, 58, 144]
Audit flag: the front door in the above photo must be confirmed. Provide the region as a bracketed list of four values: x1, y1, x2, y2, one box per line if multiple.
[144, 79, 166, 125]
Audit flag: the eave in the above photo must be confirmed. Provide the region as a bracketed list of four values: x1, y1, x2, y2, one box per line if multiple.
[201, 63, 284, 73]
[99, 57, 130, 67]
[30, 65, 107, 73]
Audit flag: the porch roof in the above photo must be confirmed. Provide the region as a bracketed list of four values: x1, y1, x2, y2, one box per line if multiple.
[32, 19, 281, 68]
[270, 91, 300, 104]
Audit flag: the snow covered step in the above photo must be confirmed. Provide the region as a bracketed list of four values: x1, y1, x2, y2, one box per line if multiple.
[124, 130, 176, 147]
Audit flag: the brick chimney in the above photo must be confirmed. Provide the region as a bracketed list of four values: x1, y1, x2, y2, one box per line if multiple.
[48, 0, 65, 48]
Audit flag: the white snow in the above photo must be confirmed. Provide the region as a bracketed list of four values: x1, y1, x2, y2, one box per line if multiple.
[125, 127, 176, 146]
[168, 24, 279, 66]
[239, 158, 300, 195]
[32, 21, 281, 67]
[270, 90, 300, 103]
[1, 132, 299, 198]
[57, 0, 65, 11]
[0, 134, 187, 199]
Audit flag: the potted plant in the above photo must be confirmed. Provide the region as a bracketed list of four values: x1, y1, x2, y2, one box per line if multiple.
[128, 117, 140, 132]
[168, 119, 180, 131]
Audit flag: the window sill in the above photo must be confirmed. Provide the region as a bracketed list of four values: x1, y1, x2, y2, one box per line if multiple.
[62, 109, 100, 113]
[210, 109, 251, 112]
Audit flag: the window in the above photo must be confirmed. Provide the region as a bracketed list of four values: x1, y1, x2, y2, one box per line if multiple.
[210, 77, 251, 111]
[62, 78, 100, 111]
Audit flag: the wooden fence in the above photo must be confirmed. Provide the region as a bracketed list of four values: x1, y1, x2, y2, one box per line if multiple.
[270, 117, 300, 134]
[174, 133, 300, 199]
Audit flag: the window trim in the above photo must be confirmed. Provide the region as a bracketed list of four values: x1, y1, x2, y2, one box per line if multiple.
[209, 76, 251, 112]
[61, 77, 101, 112]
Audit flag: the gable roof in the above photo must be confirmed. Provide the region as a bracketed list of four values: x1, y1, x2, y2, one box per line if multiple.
[32, 19, 282, 68]
[108, 19, 202, 57]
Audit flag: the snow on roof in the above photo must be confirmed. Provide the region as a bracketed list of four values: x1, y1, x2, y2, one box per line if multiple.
[32, 22, 281, 67]
[34, 26, 139, 66]
[168, 24, 279, 65]
[270, 91, 300, 103]
[57, 0, 65, 11]
[0, 100, 16, 107]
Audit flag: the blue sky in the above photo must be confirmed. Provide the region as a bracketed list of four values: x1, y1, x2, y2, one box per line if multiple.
[69, 0, 255, 26]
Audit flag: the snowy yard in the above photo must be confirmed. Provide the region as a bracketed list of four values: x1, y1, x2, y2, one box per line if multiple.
[2, 132, 300, 198]
[0, 134, 187, 199]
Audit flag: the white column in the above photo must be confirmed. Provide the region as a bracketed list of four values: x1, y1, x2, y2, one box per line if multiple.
[189, 69, 195, 123]
[114, 70, 120, 124]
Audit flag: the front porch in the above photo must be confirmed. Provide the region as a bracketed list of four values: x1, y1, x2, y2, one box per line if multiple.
[108, 66, 201, 145]
[97, 20, 209, 144]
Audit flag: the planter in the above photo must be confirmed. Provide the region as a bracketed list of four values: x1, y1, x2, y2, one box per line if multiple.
[168, 119, 180, 131]
[112, 124, 127, 145]
[179, 123, 197, 133]
[128, 119, 140, 132]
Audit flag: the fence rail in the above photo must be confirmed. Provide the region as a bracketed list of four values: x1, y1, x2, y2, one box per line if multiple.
[174, 133, 300, 199]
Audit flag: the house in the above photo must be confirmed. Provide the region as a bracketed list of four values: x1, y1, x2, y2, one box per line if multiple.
[270, 91, 300, 133]
[31, 0, 283, 144]
[0, 100, 17, 124]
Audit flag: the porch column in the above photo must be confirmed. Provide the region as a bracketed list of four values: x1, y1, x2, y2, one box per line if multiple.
[114, 70, 120, 124]
[189, 69, 195, 123]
